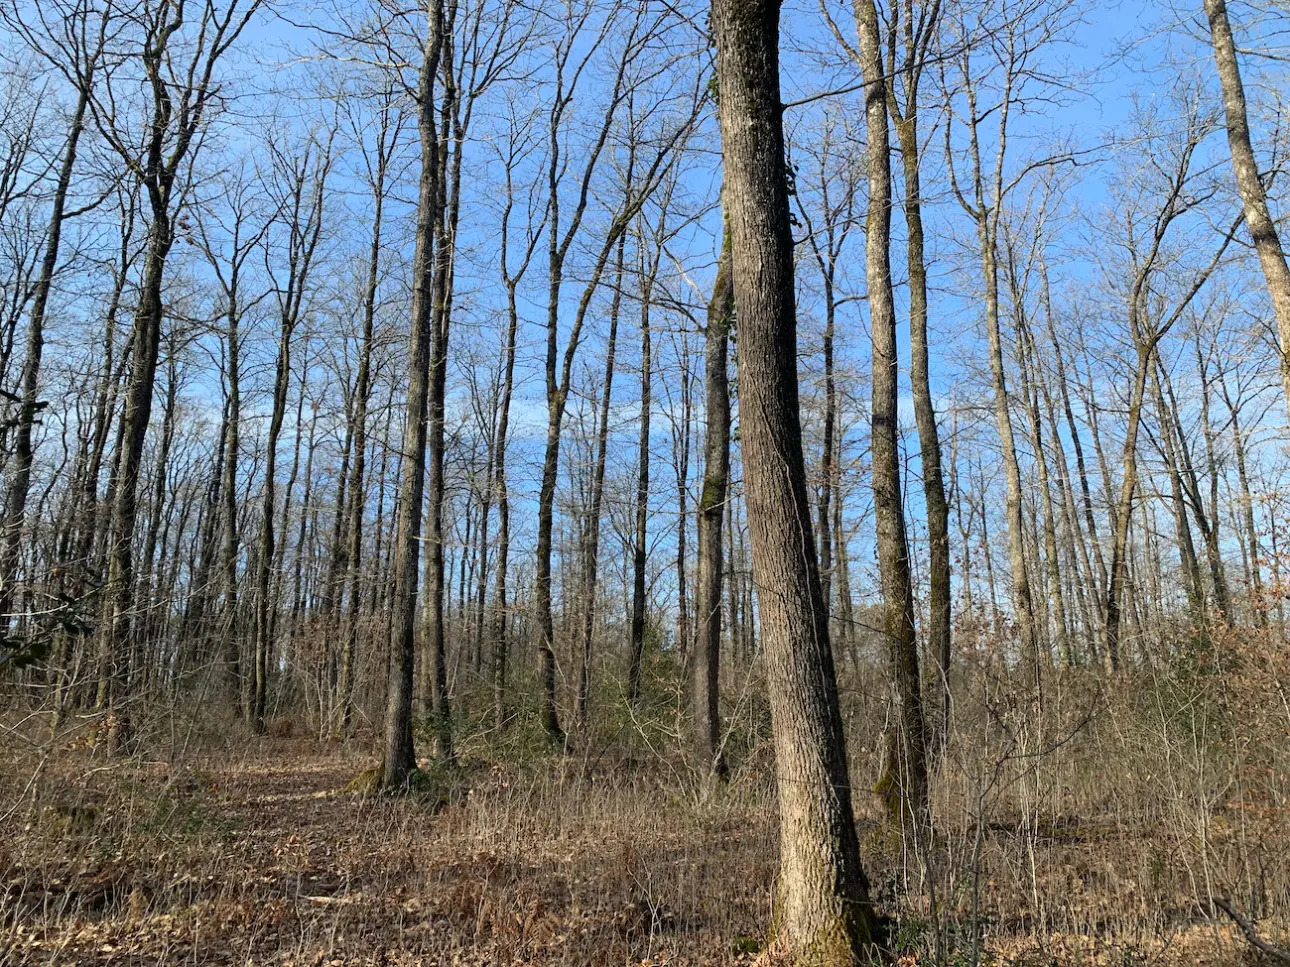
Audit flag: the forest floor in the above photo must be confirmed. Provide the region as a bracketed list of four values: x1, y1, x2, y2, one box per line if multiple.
[0, 714, 1283, 966]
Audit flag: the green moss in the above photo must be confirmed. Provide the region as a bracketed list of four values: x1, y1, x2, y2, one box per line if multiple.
[872, 730, 906, 825]
[343, 766, 383, 796]
[700, 476, 724, 512]
[343, 763, 455, 804]
[768, 887, 885, 966]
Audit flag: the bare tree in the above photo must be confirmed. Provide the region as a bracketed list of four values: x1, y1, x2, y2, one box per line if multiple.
[1098, 91, 1237, 668]
[1203, 0, 1290, 421]
[91, 0, 264, 750]
[488, 98, 544, 728]
[381, 0, 445, 788]
[0, 0, 111, 628]
[337, 88, 402, 738]
[251, 128, 334, 733]
[855, 0, 929, 832]
[711, 0, 880, 958]
[941, 0, 1077, 672]
[693, 215, 731, 779]
[531, 3, 697, 744]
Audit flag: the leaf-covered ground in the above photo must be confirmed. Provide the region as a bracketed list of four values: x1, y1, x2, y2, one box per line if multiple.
[0, 730, 1283, 965]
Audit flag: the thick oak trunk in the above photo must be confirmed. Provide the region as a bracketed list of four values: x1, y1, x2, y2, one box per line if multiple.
[711, 0, 880, 958]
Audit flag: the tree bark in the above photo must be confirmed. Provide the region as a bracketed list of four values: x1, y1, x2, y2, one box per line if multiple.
[1204, 0, 1290, 422]
[628, 247, 654, 704]
[856, 0, 929, 833]
[693, 224, 732, 779]
[711, 0, 880, 958]
[381, 0, 444, 788]
[0, 84, 90, 626]
[422, 10, 459, 765]
[576, 234, 626, 727]
[886, 0, 950, 752]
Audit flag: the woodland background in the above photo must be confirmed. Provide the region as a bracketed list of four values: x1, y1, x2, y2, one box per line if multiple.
[3, 0, 1290, 962]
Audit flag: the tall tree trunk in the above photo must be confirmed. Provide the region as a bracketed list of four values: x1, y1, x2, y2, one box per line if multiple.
[1204, 0, 1290, 422]
[381, 0, 444, 789]
[222, 283, 244, 712]
[489, 120, 542, 729]
[832, 429, 855, 664]
[531, 17, 668, 744]
[628, 246, 654, 704]
[857, 0, 929, 832]
[252, 322, 293, 733]
[1009, 254, 1069, 667]
[1104, 195, 1234, 667]
[978, 224, 1037, 669]
[422, 10, 460, 764]
[887, 0, 950, 749]
[491, 274, 520, 727]
[711, 0, 879, 957]
[693, 225, 732, 779]
[816, 265, 837, 627]
[287, 398, 318, 648]
[97, 213, 174, 752]
[0, 84, 90, 624]
[952, 66, 1039, 670]
[673, 333, 692, 665]
[1037, 263, 1100, 652]
[576, 236, 626, 727]
[137, 346, 179, 687]
[1043, 298, 1108, 614]
[338, 106, 392, 738]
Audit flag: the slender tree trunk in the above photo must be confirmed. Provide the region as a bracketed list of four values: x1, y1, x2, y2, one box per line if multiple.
[252, 322, 294, 733]
[1221, 381, 1268, 626]
[1204, 0, 1290, 421]
[338, 122, 389, 738]
[980, 223, 1038, 668]
[97, 213, 174, 752]
[1045, 307, 1108, 614]
[674, 333, 692, 665]
[816, 273, 836, 626]
[382, 1, 444, 789]
[1010, 261, 1068, 666]
[489, 126, 540, 728]
[628, 249, 654, 704]
[222, 288, 244, 712]
[693, 225, 732, 779]
[0, 85, 90, 624]
[422, 15, 460, 764]
[1150, 362, 1206, 633]
[888, 7, 950, 748]
[137, 348, 179, 686]
[491, 283, 519, 726]
[576, 236, 626, 727]
[857, 0, 929, 833]
[832, 430, 856, 665]
[287, 399, 318, 649]
[1186, 354, 1233, 622]
[1037, 264, 1100, 652]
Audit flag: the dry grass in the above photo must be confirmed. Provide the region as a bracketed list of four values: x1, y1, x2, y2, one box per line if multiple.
[3, 638, 1290, 965]
[1, 727, 780, 966]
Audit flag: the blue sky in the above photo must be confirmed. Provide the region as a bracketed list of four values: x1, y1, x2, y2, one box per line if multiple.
[14, 0, 1290, 644]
